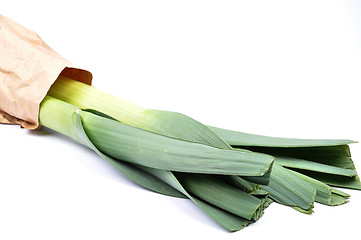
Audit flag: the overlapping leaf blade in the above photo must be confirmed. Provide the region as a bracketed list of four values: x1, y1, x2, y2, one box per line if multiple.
[78, 110, 273, 176]
[209, 126, 356, 147]
[260, 164, 316, 213]
[175, 173, 267, 221]
[275, 156, 356, 177]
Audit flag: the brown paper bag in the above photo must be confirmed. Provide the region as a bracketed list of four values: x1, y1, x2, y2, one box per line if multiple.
[0, 15, 92, 129]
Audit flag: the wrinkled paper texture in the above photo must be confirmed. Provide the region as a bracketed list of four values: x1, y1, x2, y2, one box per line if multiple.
[0, 14, 92, 129]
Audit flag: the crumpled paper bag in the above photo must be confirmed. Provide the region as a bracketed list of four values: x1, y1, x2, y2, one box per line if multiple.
[0, 14, 92, 129]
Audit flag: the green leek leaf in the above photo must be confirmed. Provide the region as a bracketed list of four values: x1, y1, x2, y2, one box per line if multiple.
[261, 164, 316, 213]
[78, 110, 274, 176]
[209, 126, 356, 147]
[275, 156, 356, 177]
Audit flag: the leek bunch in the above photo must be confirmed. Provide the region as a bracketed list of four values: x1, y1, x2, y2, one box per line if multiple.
[37, 76, 360, 231]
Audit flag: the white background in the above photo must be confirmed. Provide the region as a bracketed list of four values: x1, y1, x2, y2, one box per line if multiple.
[1, 1, 361, 239]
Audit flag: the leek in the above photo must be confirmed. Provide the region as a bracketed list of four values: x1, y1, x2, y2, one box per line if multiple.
[41, 76, 360, 231]
[47, 77, 360, 202]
